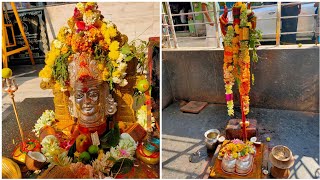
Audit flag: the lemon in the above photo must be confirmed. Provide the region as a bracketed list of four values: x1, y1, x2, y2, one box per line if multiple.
[137, 79, 150, 92]
[88, 145, 99, 155]
[79, 151, 91, 163]
[266, 137, 271, 142]
[2, 68, 12, 78]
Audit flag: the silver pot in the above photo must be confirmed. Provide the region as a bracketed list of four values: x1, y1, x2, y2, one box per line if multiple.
[236, 154, 253, 174]
[222, 153, 236, 173]
[204, 129, 220, 150]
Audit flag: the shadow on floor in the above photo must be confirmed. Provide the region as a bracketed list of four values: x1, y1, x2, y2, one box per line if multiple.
[162, 102, 319, 179]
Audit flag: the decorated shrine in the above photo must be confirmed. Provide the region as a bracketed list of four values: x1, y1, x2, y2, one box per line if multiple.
[209, 2, 294, 178]
[2, 2, 159, 178]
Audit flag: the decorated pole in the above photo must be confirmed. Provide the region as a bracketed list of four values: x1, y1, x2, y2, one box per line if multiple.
[220, 2, 262, 142]
[240, 95, 247, 141]
[2, 69, 25, 143]
[9, 92, 25, 143]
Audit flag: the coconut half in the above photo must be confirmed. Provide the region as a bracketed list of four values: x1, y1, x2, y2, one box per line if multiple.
[25, 151, 47, 171]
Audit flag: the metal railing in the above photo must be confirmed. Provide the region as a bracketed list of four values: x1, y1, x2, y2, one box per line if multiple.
[162, 2, 319, 48]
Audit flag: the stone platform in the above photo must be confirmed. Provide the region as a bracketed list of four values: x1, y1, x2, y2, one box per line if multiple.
[226, 119, 257, 140]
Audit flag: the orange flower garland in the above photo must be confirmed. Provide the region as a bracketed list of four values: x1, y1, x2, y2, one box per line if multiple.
[239, 41, 251, 115]
[220, 2, 260, 116]
[223, 26, 235, 116]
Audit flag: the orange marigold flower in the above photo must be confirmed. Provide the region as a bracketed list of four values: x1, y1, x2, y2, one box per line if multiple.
[61, 45, 69, 54]
[80, 61, 88, 67]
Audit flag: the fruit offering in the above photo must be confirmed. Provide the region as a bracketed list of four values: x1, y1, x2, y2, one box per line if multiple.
[2, 68, 12, 78]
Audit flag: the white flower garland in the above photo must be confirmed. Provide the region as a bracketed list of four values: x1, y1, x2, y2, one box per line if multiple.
[32, 110, 55, 137]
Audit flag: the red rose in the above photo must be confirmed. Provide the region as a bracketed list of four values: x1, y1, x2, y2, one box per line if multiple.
[76, 21, 86, 31]
[88, 25, 96, 30]
[73, 8, 81, 19]
[146, 99, 152, 105]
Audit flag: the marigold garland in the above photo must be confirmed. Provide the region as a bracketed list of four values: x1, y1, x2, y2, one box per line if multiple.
[220, 2, 261, 116]
[39, 2, 148, 90]
[218, 139, 255, 159]
[223, 26, 235, 116]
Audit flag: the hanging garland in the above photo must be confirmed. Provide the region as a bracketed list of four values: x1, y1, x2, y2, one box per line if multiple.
[223, 26, 235, 116]
[220, 2, 262, 116]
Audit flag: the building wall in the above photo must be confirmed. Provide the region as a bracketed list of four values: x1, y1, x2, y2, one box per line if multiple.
[162, 46, 320, 112]
[44, 2, 160, 43]
[162, 59, 174, 109]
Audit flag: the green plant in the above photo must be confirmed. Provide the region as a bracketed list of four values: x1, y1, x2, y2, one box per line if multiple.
[224, 26, 235, 47]
[240, 9, 248, 27]
[249, 29, 262, 63]
[52, 51, 71, 87]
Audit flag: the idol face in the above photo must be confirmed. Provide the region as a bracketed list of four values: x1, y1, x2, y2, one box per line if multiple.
[74, 86, 100, 116]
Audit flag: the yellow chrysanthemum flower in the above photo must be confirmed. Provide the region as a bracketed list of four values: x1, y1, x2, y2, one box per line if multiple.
[85, 2, 96, 7]
[39, 65, 52, 78]
[102, 69, 110, 81]
[100, 23, 107, 31]
[240, 4, 247, 12]
[112, 70, 121, 78]
[228, 109, 234, 116]
[45, 49, 60, 66]
[84, 9, 93, 17]
[57, 27, 69, 42]
[108, 50, 120, 60]
[109, 41, 120, 52]
[98, 63, 105, 71]
[111, 61, 119, 68]
[76, 2, 85, 13]
[234, 25, 240, 34]
[225, 84, 233, 94]
[227, 65, 233, 72]
[107, 26, 117, 38]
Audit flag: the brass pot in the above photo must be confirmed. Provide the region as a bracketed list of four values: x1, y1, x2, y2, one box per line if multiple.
[204, 129, 220, 150]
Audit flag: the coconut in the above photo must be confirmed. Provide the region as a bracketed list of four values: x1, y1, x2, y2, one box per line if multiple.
[25, 151, 47, 171]
[39, 125, 56, 142]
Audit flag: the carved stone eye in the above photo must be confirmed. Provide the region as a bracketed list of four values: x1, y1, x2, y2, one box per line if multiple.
[75, 92, 84, 99]
[88, 91, 99, 98]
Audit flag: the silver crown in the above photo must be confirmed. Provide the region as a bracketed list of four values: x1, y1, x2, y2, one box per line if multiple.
[68, 52, 103, 89]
